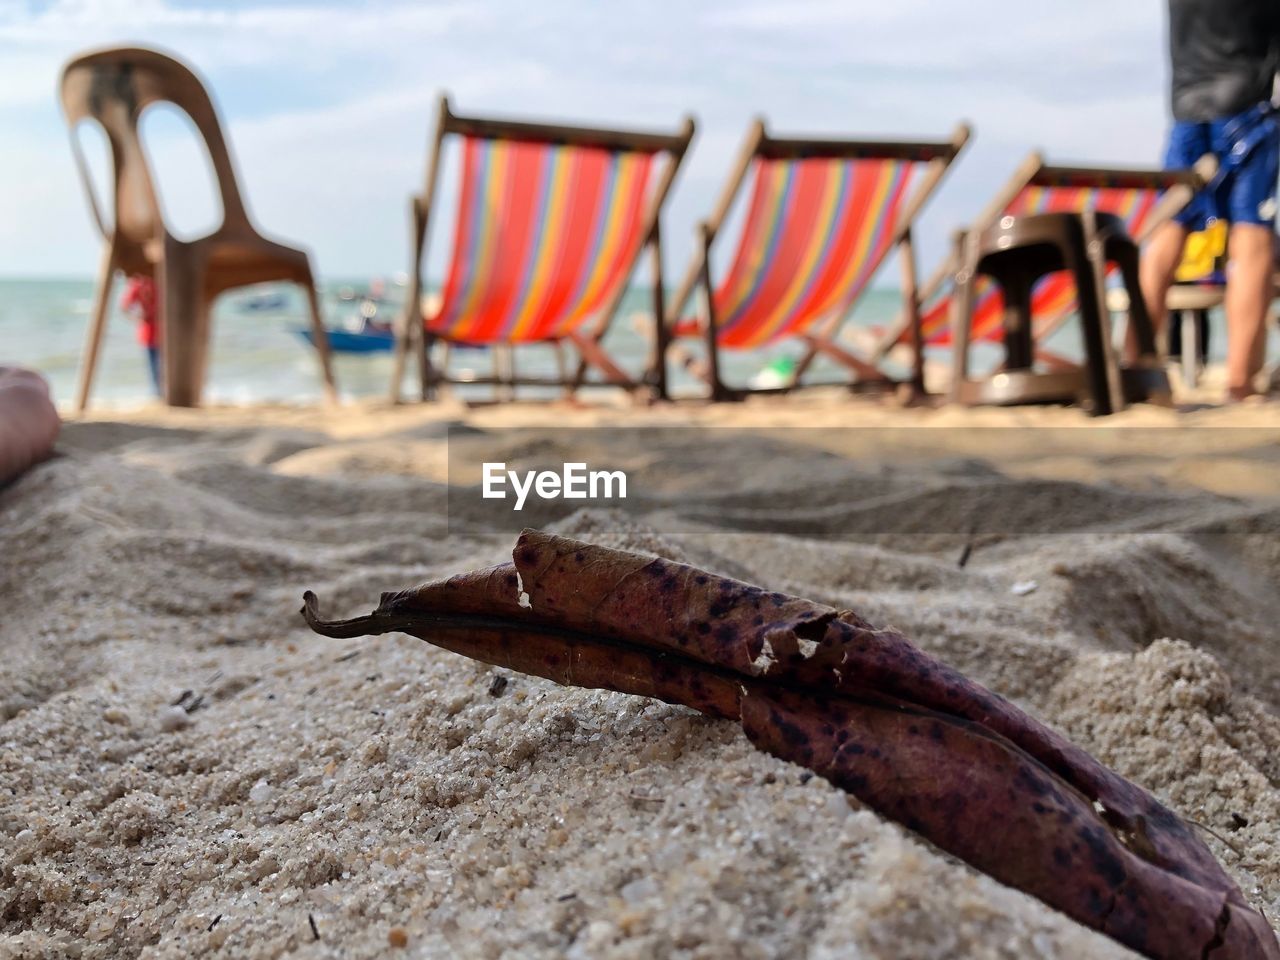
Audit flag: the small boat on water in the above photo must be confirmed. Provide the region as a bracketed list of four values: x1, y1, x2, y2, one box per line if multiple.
[296, 297, 396, 353]
[298, 325, 395, 354]
[296, 293, 490, 356]
[237, 289, 290, 312]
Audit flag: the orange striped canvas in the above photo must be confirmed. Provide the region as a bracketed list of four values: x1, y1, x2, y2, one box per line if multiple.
[708, 154, 920, 350]
[428, 136, 657, 344]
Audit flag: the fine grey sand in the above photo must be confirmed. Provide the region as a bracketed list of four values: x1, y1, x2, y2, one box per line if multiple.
[2, 395, 1278, 959]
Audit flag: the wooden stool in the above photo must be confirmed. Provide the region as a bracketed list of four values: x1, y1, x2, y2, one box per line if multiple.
[949, 211, 1169, 416]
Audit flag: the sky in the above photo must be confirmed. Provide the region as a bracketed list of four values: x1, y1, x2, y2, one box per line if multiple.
[0, 0, 1174, 284]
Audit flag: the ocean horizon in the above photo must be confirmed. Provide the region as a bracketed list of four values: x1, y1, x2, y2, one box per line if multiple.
[0, 276, 1259, 408]
[0, 277, 924, 407]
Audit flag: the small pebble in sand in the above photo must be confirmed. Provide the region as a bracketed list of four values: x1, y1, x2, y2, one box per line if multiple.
[620, 876, 658, 903]
[158, 705, 191, 732]
[1010, 580, 1038, 597]
[387, 926, 409, 948]
[248, 779, 275, 805]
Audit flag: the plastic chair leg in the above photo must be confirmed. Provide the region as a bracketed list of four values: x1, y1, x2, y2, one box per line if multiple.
[75, 245, 117, 413]
[302, 280, 338, 404]
[158, 250, 210, 408]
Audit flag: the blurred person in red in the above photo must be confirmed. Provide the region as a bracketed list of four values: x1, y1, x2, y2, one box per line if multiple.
[121, 274, 162, 395]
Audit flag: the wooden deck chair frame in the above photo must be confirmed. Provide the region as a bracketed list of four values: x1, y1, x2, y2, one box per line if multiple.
[60, 45, 337, 410]
[661, 119, 971, 401]
[391, 95, 696, 403]
[869, 152, 1215, 368]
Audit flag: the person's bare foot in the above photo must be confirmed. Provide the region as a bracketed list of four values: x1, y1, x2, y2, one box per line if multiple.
[0, 366, 60, 485]
[1224, 384, 1273, 405]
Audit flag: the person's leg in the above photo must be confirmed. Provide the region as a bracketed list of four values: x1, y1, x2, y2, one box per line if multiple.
[1135, 120, 1207, 360]
[1223, 223, 1274, 397]
[1220, 110, 1279, 399]
[0, 366, 60, 485]
[1139, 220, 1190, 344]
[146, 345, 163, 396]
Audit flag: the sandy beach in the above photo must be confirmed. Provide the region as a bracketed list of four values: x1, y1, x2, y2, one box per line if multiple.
[2, 393, 1279, 959]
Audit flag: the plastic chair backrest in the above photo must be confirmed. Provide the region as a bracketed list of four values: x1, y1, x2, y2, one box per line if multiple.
[60, 46, 249, 246]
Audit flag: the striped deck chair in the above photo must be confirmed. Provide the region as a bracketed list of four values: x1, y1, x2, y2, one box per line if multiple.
[871, 153, 1212, 369]
[663, 118, 971, 400]
[392, 95, 696, 402]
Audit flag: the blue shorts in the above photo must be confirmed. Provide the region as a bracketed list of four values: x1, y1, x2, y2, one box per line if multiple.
[1164, 104, 1280, 229]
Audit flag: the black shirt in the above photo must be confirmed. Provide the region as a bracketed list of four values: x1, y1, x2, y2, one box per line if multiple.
[1168, 0, 1280, 121]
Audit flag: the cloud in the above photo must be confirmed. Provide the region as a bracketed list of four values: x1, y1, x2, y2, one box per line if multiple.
[0, 0, 485, 109]
[1, 0, 1178, 280]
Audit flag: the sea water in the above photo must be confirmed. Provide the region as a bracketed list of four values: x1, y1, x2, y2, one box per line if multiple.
[0, 277, 1257, 407]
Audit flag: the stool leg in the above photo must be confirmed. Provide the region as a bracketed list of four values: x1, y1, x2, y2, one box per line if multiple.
[1068, 218, 1113, 416]
[1088, 213, 1130, 413]
[1109, 239, 1158, 360]
[1182, 312, 1198, 387]
[1003, 271, 1035, 371]
[1112, 233, 1173, 405]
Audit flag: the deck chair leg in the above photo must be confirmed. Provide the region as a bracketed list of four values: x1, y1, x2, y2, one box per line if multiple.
[948, 231, 977, 404]
[389, 308, 413, 403]
[416, 324, 433, 402]
[75, 244, 118, 413]
[302, 280, 338, 405]
[1031, 348, 1080, 373]
[492, 346, 506, 402]
[568, 332, 637, 397]
[422, 334, 439, 401]
[803, 337, 895, 383]
[435, 340, 450, 399]
[787, 341, 820, 389]
[554, 341, 567, 382]
[702, 325, 730, 402]
[567, 333, 634, 391]
[656, 336, 715, 390]
[568, 355, 587, 397]
[899, 228, 926, 396]
[390, 304, 430, 402]
[696, 227, 732, 402]
[555, 342, 575, 401]
[560, 343, 581, 404]
[647, 230, 670, 402]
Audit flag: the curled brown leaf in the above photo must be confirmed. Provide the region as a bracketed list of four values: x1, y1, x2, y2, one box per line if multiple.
[303, 529, 1279, 960]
